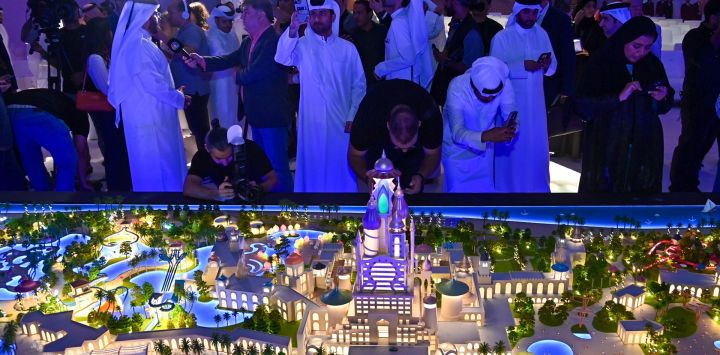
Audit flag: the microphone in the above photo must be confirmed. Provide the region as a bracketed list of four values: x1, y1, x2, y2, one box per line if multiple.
[167, 38, 191, 59]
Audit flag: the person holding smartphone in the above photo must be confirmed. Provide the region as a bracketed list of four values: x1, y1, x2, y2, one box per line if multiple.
[490, 0, 556, 193]
[575, 16, 673, 193]
[442, 56, 517, 192]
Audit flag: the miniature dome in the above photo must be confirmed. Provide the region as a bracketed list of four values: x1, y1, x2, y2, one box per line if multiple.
[436, 278, 470, 297]
[209, 252, 220, 262]
[393, 185, 409, 219]
[374, 150, 394, 172]
[286, 252, 303, 265]
[362, 197, 382, 230]
[423, 258, 433, 271]
[321, 287, 353, 306]
[551, 263, 569, 272]
[424, 295, 437, 304]
[389, 209, 404, 231]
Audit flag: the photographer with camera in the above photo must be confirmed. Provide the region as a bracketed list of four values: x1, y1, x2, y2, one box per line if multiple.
[184, 119, 278, 201]
[27, 0, 95, 191]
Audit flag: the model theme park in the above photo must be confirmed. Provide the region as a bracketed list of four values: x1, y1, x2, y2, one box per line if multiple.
[3, 161, 720, 354]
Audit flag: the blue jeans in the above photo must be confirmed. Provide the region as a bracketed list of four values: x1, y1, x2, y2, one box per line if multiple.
[251, 126, 293, 192]
[9, 108, 78, 191]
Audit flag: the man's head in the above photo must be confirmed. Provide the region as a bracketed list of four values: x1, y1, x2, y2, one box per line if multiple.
[624, 0, 643, 17]
[167, 0, 189, 27]
[211, 3, 237, 33]
[599, 2, 630, 37]
[142, 10, 161, 34]
[445, 0, 471, 18]
[705, 0, 720, 30]
[600, 13, 623, 37]
[469, 56, 508, 104]
[309, 8, 335, 36]
[240, 0, 274, 34]
[353, 0, 373, 28]
[516, 8, 539, 28]
[469, 0, 491, 18]
[387, 105, 421, 152]
[511, 0, 542, 29]
[205, 121, 233, 167]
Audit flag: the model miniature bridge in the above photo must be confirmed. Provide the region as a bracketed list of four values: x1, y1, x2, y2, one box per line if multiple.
[159, 248, 186, 293]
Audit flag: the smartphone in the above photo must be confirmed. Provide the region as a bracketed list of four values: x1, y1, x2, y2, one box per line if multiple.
[573, 39, 583, 53]
[506, 111, 518, 129]
[644, 80, 665, 93]
[294, 0, 309, 22]
[537, 52, 551, 62]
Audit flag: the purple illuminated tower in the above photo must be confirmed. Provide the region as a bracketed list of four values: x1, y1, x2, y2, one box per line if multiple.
[348, 154, 425, 345]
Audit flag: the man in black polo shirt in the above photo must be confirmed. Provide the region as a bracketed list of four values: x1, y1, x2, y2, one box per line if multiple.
[348, 79, 443, 194]
[184, 121, 278, 201]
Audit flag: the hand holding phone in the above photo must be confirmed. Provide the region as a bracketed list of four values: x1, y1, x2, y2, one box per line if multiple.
[537, 52, 551, 63]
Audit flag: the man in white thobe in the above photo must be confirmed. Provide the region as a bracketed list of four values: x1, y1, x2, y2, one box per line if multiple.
[374, 0, 433, 89]
[108, 0, 189, 192]
[490, 0, 556, 192]
[275, 0, 366, 192]
[442, 57, 517, 192]
[207, 4, 241, 129]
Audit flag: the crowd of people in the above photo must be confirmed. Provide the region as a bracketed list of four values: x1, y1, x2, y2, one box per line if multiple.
[0, 0, 719, 199]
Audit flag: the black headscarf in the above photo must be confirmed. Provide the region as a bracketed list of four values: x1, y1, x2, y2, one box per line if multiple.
[578, 16, 662, 97]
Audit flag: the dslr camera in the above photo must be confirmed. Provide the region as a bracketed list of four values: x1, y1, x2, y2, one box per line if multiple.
[227, 125, 263, 202]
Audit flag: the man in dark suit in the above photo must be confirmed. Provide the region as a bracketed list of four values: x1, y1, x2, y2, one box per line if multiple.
[539, 0, 576, 107]
[186, 0, 293, 192]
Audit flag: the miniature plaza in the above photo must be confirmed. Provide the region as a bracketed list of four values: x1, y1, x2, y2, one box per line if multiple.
[1, 160, 720, 354]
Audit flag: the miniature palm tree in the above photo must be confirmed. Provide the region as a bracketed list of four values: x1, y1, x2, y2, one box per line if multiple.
[191, 338, 204, 355]
[224, 311, 231, 326]
[154, 341, 172, 355]
[211, 333, 221, 355]
[492, 341, 507, 355]
[221, 333, 232, 353]
[180, 338, 192, 355]
[233, 343, 246, 355]
[477, 342, 490, 355]
[1, 320, 18, 353]
[214, 314, 222, 327]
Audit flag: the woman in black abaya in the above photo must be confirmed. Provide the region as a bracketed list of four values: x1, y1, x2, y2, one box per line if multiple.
[576, 16, 674, 193]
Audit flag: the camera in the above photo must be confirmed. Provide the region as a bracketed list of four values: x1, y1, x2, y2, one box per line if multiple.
[22, 0, 80, 91]
[227, 125, 263, 202]
[27, 0, 78, 30]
